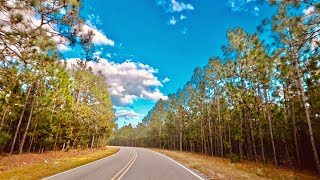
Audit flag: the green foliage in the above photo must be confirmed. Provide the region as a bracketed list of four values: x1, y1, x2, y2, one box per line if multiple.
[0, 131, 11, 146]
[228, 153, 240, 163]
[0, 0, 115, 154]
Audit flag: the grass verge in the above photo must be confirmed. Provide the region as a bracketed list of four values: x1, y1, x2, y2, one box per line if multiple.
[153, 149, 319, 180]
[0, 146, 119, 180]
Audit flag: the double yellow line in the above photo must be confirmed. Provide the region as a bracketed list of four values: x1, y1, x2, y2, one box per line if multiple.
[111, 150, 137, 180]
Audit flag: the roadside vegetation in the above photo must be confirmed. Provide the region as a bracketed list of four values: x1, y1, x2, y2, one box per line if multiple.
[0, 1, 115, 155]
[154, 149, 319, 180]
[0, 146, 119, 180]
[110, 0, 320, 176]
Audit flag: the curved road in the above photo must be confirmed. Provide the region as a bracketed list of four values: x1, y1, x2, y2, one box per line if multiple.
[43, 147, 207, 180]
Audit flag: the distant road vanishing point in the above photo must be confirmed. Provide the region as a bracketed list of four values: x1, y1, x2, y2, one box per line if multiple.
[43, 147, 207, 180]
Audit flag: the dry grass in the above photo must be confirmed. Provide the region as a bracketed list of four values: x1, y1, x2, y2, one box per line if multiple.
[0, 146, 119, 180]
[153, 149, 319, 180]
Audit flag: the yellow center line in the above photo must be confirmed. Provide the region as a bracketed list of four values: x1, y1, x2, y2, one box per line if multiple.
[111, 150, 137, 180]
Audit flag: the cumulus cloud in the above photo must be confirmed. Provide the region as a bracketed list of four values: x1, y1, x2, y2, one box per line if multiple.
[78, 23, 115, 46]
[253, 6, 259, 15]
[0, 1, 114, 54]
[93, 48, 103, 57]
[157, 0, 194, 27]
[157, 0, 194, 13]
[171, 0, 194, 12]
[57, 44, 71, 52]
[180, 15, 187, 20]
[66, 58, 168, 106]
[106, 53, 112, 58]
[162, 77, 170, 83]
[169, 17, 177, 25]
[227, 0, 261, 15]
[116, 110, 143, 119]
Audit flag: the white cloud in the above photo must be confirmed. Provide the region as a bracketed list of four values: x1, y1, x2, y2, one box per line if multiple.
[171, 0, 194, 12]
[303, 6, 315, 16]
[156, 0, 194, 27]
[0, 2, 114, 55]
[253, 6, 259, 15]
[180, 15, 187, 20]
[93, 50, 102, 57]
[0, 4, 71, 53]
[157, 0, 194, 13]
[116, 110, 143, 119]
[169, 17, 177, 25]
[57, 44, 71, 52]
[162, 77, 170, 83]
[87, 14, 102, 26]
[227, 0, 260, 15]
[141, 89, 168, 101]
[302, 7, 319, 50]
[78, 23, 115, 46]
[66, 58, 168, 106]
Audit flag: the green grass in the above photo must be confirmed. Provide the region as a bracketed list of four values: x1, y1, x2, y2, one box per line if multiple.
[0, 147, 119, 180]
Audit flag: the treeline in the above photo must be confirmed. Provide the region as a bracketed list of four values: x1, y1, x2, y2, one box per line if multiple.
[0, 0, 115, 154]
[110, 0, 320, 174]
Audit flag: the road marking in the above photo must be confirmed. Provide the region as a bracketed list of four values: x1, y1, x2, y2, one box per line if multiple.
[111, 150, 137, 180]
[150, 149, 205, 180]
[42, 147, 120, 180]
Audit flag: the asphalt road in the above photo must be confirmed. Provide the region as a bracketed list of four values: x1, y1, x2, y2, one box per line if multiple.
[43, 147, 207, 180]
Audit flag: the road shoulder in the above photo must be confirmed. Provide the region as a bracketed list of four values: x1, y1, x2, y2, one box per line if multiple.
[0, 146, 119, 180]
[152, 149, 319, 180]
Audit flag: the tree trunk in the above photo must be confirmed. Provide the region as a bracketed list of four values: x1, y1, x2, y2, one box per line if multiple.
[50, 100, 56, 123]
[27, 135, 33, 153]
[19, 83, 39, 154]
[28, 122, 37, 153]
[76, 88, 82, 103]
[228, 120, 232, 154]
[293, 48, 320, 173]
[258, 119, 265, 163]
[217, 97, 223, 157]
[10, 84, 32, 155]
[53, 123, 61, 151]
[91, 133, 95, 149]
[208, 114, 214, 156]
[179, 113, 183, 152]
[263, 84, 278, 168]
[239, 110, 243, 161]
[0, 106, 8, 131]
[258, 85, 266, 163]
[250, 116, 258, 164]
[292, 99, 301, 168]
[283, 139, 292, 167]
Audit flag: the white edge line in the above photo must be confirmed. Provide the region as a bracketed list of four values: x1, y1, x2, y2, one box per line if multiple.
[150, 149, 205, 180]
[42, 147, 121, 180]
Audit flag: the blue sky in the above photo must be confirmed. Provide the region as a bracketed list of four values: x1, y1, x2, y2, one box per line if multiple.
[63, 0, 276, 127]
